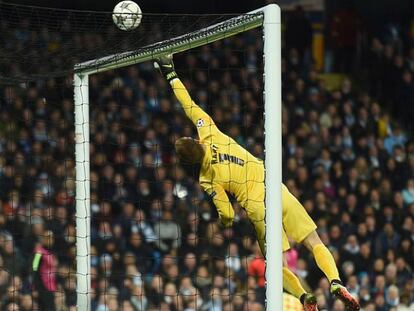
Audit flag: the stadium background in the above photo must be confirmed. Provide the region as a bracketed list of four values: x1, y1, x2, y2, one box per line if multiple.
[1, 0, 414, 310]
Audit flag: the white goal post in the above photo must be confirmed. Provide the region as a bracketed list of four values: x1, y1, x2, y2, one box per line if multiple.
[73, 4, 282, 310]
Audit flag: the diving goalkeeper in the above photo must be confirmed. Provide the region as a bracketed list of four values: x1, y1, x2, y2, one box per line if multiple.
[154, 55, 360, 311]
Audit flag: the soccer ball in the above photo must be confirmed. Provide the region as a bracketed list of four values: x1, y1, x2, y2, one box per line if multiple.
[112, 1, 142, 31]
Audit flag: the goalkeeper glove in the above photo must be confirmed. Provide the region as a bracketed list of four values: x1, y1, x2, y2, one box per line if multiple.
[154, 54, 177, 82]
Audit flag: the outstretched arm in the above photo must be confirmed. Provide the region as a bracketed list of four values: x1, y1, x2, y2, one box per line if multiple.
[155, 55, 218, 139]
[170, 78, 213, 128]
[203, 183, 235, 227]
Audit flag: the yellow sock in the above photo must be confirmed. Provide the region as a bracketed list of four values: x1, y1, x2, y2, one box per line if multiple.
[283, 267, 306, 299]
[313, 244, 340, 283]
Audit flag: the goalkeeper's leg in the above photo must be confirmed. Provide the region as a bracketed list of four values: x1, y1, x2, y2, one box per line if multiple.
[303, 232, 360, 311]
[246, 202, 317, 310]
[283, 254, 318, 311]
[282, 185, 359, 310]
[303, 232, 341, 283]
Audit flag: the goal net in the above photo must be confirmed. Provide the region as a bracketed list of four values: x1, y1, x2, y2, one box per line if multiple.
[0, 3, 281, 310]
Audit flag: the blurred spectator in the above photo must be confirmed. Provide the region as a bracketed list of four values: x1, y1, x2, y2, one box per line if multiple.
[329, 4, 358, 73]
[384, 125, 407, 155]
[1, 7, 414, 310]
[154, 211, 181, 253]
[32, 230, 56, 311]
[225, 243, 241, 273]
[402, 179, 414, 205]
[285, 5, 313, 65]
[248, 243, 265, 304]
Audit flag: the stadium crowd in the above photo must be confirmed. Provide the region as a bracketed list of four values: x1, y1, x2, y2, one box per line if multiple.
[0, 9, 414, 311]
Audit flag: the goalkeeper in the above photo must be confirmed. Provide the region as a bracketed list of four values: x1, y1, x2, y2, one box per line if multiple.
[154, 55, 360, 311]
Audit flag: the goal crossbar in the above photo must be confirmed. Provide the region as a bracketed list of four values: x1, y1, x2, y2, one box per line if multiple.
[74, 10, 264, 75]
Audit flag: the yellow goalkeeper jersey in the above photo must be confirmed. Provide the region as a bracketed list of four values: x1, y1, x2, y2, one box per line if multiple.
[171, 78, 317, 255]
[198, 120, 264, 204]
[171, 79, 264, 224]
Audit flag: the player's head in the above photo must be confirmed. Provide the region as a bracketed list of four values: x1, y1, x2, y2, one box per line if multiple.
[175, 137, 204, 164]
[42, 230, 54, 249]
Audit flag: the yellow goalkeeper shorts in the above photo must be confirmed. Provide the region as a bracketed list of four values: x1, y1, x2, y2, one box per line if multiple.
[282, 184, 317, 251]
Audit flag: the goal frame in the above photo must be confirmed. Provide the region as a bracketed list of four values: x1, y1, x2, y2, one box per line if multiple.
[73, 4, 282, 310]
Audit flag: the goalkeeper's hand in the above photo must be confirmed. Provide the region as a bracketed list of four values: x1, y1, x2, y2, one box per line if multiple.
[154, 54, 177, 82]
[219, 216, 234, 228]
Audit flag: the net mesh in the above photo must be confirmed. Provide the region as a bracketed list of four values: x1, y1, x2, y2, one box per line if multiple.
[80, 30, 266, 311]
[1, 3, 268, 310]
[0, 2, 263, 83]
